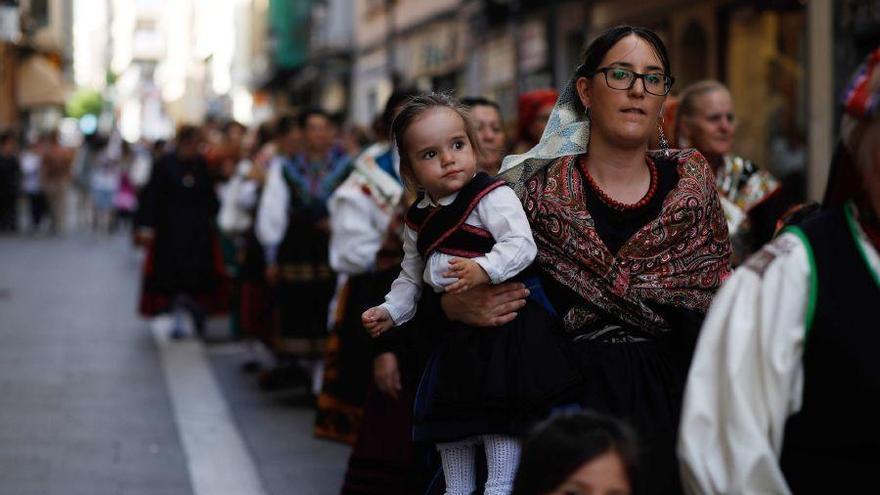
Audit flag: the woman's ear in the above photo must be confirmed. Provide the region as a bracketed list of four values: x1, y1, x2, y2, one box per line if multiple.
[575, 77, 592, 110]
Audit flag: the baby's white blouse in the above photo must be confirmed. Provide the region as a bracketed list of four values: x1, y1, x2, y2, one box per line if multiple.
[379, 185, 537, 326]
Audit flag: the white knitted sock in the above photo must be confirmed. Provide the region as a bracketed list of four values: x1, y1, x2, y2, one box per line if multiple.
[482, 435, 521, 495]
[437, 438, 479, 495]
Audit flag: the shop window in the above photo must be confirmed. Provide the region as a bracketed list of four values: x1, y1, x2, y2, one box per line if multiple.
[30, 0, 47, 28]
[725, 6, 807, 199]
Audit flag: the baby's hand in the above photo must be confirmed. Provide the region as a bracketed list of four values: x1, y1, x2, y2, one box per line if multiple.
[444, 258, 491, 295]
[362, 306, 393, 338]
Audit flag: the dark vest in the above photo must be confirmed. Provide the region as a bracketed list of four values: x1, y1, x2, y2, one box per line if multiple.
[779, 205, 880, 492]
[404, 172, 506, 259]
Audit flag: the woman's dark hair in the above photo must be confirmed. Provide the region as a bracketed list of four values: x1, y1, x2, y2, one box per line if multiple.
[274, 114, 299, 139]
[249, 121, 276, 158]
[511, 411, 638, 495]
[175, 124, 201, 146]
[390, 92, 484, 195]
[461, 96, 502, 114]
[576, 25, 672, 79]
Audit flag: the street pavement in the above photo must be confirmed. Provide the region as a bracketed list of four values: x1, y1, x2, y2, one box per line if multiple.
[0, 231, 350, 495]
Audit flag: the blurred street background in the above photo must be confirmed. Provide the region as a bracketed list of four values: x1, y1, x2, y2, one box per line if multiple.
[0, 0, 878, 494]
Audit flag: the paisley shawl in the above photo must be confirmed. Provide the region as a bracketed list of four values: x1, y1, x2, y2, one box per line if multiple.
[524, 148, 731, 334]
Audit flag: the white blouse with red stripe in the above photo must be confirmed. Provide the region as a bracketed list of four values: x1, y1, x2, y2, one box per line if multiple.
[379, 184, 536, 326]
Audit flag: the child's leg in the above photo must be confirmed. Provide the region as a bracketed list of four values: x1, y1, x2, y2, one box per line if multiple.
[437, 437, 479, 495]
[482, 434, 521, 495]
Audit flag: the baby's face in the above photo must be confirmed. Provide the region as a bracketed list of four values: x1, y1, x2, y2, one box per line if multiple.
[405, 107, 477, 200]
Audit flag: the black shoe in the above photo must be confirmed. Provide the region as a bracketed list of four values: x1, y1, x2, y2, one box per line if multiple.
[170, 327, 187, 340]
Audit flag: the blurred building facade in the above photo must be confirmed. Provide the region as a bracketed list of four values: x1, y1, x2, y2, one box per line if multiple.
[0, 0, 73, 135]
[351, 0, 843, 200]
[57, 0, 878, 201]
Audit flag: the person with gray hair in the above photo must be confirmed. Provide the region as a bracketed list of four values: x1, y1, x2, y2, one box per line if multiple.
[676, 80, 792, 263]
[678, 47, 880, 494]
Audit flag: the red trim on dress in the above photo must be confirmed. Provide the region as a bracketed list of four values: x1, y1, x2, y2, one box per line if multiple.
[436, 247, 485, 259]
[459, 223, 493, 238]
[423, 181, 506, 257]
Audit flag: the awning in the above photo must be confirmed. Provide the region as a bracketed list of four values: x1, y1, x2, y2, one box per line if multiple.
[16, 55, 66, 108]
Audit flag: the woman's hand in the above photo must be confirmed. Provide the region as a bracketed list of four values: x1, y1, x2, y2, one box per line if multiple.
[373, 352, 402, 399]
[440, 282, 529, 327]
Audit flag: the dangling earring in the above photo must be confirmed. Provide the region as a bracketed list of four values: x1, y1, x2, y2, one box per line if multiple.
[657, 115, 670, 154]
[584, 106, 591, 121]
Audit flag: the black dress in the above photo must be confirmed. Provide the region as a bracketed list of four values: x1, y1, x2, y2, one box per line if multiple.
[137, 152, 226, 315]
[272, 151, 351, 358]
[538, 160, 702, 495]
[409, 173, 582, 444]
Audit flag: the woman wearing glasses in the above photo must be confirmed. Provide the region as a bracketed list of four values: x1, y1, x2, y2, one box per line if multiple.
[676, 80, 792, 264]
[429, 26, 731, 494]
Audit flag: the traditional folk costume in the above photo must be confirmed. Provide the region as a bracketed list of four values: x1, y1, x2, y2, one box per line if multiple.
[715, 154, 790, 264]
[678, 46, 880, 495]
[315, 142, 404, 443]
[317, 143, 433, 493]
[137, 151, 228, 319]
[218, 158, 264, 340]
[499, 77, 731, 494]
[256, 146, 351, 368]
[381, 171, 580, 495]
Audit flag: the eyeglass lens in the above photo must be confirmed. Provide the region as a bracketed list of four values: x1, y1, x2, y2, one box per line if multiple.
[605, 68, 670, 95]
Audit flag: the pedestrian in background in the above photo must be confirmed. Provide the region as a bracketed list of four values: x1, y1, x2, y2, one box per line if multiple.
[40, 130, 73, 235]
[316, 88, 416, 445]
[678, 45, 880, 495]
[19, 136, 46, 233]
[90, 138, 121, 233]
[462, 97, 508, 176]
[256, 109, 352, 395]
[676, 80, 793, 264]
[512, 89, 557, 154]
[0, 130, 21, 232]
[136, 125, 226, 339]
[113, 141, 139, 232]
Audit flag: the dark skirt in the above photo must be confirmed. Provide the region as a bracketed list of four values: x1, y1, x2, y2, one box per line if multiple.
[315, 269, 397, 443]
[239, 231, 276, 347]
[414, 292, 582, 443]
[570, 333, 689, 495]
[138, 232, 230, 316]
[341, 374, 434, 494]
[273, 217, 335, 358]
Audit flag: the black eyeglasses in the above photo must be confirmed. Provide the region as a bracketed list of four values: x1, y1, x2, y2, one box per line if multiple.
[589, 67, 675, 96]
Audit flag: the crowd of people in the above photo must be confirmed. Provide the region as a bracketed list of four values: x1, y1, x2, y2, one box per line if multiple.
[2, 24, 877, 495]
[0, 128, 147, 235]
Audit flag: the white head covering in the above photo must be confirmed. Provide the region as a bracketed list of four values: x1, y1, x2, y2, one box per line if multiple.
[498, 72, 591, 197]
